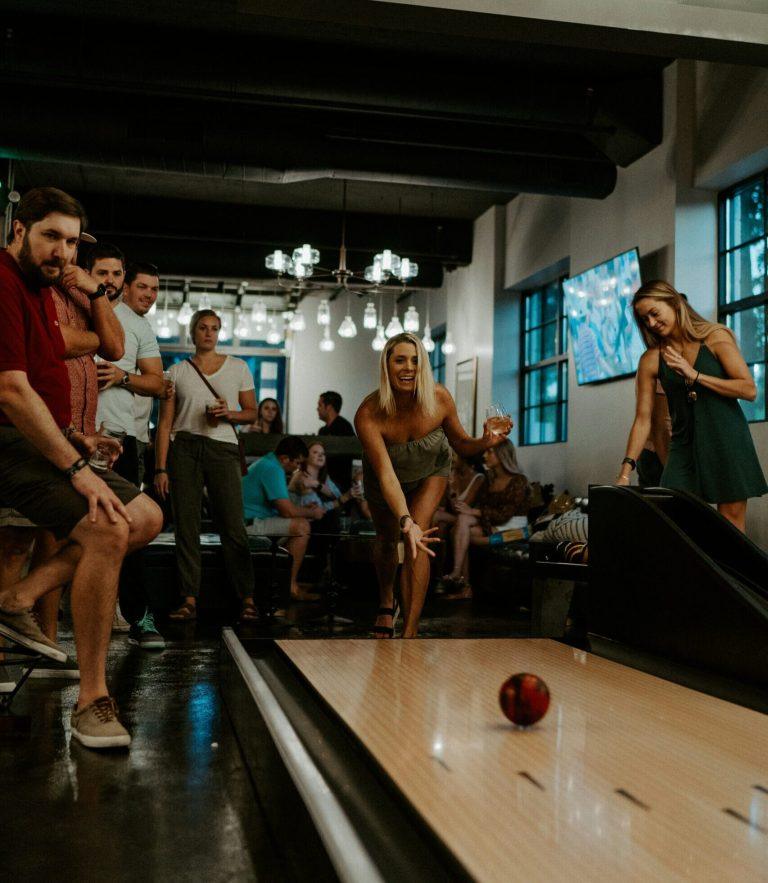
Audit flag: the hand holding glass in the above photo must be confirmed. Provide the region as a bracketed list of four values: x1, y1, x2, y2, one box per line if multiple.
[88, 421, 126, 472]
[485, 403, 512, 436]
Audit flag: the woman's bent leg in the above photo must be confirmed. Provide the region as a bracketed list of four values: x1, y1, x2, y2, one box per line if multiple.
[368, 499, 400, 638]
[401, 476, 448, 638]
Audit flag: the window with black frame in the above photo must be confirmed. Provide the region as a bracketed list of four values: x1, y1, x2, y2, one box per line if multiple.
[430, 324, 446, 385]
[521, 280, 568, 445]
[718, 175, 767, 422]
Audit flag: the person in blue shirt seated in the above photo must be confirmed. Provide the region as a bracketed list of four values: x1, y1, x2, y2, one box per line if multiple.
[242, 435, 324, 602]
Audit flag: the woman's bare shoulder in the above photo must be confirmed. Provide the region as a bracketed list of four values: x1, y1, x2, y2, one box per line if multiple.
[638, 348, 660, 372]
[705, 325, 735, 347]
[355, 393, 381, 424]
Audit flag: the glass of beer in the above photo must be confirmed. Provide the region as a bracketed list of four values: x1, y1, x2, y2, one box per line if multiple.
[485, 403, 512, 436]
[89, 421, 126, 472]
[205, 400, 220, 427]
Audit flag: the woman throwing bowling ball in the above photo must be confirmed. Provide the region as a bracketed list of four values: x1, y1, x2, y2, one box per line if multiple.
[618, 280, 766, 531]
[355, 332, 511, 638]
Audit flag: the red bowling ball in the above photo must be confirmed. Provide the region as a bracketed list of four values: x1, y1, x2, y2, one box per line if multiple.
[499, 673, 550, 727]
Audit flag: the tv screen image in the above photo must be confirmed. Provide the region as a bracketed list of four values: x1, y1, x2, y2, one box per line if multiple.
[564, 248, 645, 385]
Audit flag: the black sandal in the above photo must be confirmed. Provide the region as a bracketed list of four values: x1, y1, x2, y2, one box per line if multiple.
[372, 605, 399, 638]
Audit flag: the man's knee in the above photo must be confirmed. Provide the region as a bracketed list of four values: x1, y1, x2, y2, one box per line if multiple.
[73, 516, 130, 556]
[128, 495, 163, 542]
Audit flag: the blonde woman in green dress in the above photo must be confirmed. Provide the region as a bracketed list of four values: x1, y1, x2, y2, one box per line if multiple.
[618, 280, 767, 532]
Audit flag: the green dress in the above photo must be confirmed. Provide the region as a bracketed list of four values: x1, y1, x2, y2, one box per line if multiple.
[658, 345, 768, 503]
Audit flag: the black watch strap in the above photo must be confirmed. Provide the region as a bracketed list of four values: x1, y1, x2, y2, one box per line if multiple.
[622, 457, 637, 471]
[89, 284, 107, 301]
[399, 514, 412, 531]
[155, 468, 168, 475]
[65, 458, 88, 479]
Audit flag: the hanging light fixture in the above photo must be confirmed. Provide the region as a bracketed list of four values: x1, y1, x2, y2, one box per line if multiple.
[372, 325, 386, 351]
[338, 291, 357, 338]
[177, 301, 193, 325]
[441, 331, 456, 355]
[399, 257, 419, 282]
[156, 286, 172, 339]
[385, 295, 404, 338]
[265, 249, 294, 274]
[234, 308, 250, 339]
[266, 317, 283, 345]
[421, 292, 435, 352]
[289, 309, 306, 331]
[198, 292, 212, 311]
[292, 243, 320, 275]
[317, 298, 331, 326]
[403, 304, 420, 333]
[251, 297, 267, 325]
[319, 326, 335, 352]
[218, 312, 233, 342]
[363, 301, 377, 329]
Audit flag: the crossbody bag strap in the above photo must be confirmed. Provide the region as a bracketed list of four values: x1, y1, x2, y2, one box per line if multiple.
[186, 358, 248, 475]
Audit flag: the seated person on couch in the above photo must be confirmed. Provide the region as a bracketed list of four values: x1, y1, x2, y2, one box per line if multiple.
[440, 440, 530, 600]
[242, 435, 324, 602]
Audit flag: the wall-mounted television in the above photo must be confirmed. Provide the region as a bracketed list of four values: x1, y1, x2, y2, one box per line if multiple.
[564, 247, 645, 385]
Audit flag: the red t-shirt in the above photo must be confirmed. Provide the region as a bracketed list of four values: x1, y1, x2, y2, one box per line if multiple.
[0, 249, 71, 428]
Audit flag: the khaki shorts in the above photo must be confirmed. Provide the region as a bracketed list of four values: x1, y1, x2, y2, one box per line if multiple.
[245, 517, 294, 538]
[0, 427, 141, 539]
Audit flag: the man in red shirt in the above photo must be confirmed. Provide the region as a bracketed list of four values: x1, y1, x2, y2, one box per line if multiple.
[0, 187, 162, 749]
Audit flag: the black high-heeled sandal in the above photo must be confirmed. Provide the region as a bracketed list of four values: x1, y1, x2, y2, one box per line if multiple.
[372, 604, 399, 638]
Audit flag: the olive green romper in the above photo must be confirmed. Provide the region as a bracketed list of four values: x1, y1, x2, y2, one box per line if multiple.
[362, 427, 452, 510]
[658, 345, 767, 503]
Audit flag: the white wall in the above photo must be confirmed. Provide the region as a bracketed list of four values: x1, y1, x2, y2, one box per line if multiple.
[286, 294, 381, 433]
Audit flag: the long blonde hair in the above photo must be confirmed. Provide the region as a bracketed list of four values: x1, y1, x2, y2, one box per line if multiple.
[489, 439, 524, 478]
[377, 332, 438, 418]
[632, 280, 733, 348]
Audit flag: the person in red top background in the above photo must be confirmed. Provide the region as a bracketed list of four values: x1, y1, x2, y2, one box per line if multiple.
[0, 187, 162, 749]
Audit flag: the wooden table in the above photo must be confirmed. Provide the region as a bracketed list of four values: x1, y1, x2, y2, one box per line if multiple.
[278, 638, 768, 882]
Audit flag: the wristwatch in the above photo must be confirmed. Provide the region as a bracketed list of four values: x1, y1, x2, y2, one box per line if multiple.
[399, 514, 412, 531]
[65, 458, 88, 479]
[119, 371, 131, 387]
[89, 283, 107, 301]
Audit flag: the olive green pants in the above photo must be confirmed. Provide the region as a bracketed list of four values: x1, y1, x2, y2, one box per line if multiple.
[169, 431, 254, 599]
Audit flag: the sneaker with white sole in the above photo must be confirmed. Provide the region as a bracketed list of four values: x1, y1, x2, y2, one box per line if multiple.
[30, 656, 80, 679]
[112, 604, 131, 633]
[0, 608, 67, 662]
[70, 696, 131, 749]
[128, 611, 165, 650]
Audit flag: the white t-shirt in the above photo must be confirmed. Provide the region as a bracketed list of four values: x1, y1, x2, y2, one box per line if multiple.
[134, 394, 153, 444]
[96, 302, 161, 436]
[169, 357, 255, 444]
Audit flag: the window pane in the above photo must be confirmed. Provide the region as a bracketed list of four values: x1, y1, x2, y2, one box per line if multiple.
[541, 321, 557, 361]
[542, 363, 559, 403]
[525, 369, 542, 407]
[560, 314, 568, 355]
[526, 407, 542, 445]
[543, 283, 560, 323]
[526, 328, 542, 365]
[541, 405, 557, 443]
[559, 401, 568, 440]
[526, 292, 542, 327]
[722, 179, 764, 252]
[726, 306, 766, 364]
[724, 240, 765, 303]
[740, 363, 766, 423]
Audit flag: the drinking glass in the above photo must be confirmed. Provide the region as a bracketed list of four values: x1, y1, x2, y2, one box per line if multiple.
[485, 403, 512, 436]
[89, 421, 127, 472]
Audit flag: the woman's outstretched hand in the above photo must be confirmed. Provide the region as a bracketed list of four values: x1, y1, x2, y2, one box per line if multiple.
[402, 519, 440, 560]
[481, 416, 513, 448]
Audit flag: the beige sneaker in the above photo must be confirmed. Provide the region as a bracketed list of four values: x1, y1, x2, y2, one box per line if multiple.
[70, 697, 131, 749]
[112, 603, 131, 633]
[0, 608, 67, 662]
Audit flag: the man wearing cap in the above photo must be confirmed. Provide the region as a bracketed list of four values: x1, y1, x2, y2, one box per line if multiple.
[0, 187, 162, 749]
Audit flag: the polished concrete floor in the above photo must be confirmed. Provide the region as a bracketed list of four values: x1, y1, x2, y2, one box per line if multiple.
[0, 630, 281, 882]
[0, 591, 525, 880]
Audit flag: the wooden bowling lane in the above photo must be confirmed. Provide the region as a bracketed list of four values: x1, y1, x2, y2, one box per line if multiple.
[278, 639, 768, 882]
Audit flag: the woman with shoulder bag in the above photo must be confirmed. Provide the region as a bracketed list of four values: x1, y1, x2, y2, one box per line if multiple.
[155, 309, 259, 621]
